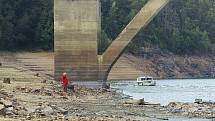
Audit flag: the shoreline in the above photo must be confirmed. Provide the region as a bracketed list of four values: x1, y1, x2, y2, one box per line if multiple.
[0, 80, 214, 121]
[0, 52, 215, 120]
[0, 76, 215, 120]
[111, 79, 215, 106]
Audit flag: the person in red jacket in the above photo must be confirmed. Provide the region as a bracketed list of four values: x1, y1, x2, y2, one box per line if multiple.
[60, 72, 69, 92]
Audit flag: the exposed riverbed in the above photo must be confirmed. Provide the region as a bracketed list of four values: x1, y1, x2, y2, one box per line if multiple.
[1, 52, 215, 120]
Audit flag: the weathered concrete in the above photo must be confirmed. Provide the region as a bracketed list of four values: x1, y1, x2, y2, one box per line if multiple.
[54, 0, 169, 81]
[54, 0, 101, 81]
[100, 0, 169, 81]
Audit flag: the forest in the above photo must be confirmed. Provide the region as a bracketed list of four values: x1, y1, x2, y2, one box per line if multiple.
[0, 0, 53, 51]
[0, 0, 215, 55]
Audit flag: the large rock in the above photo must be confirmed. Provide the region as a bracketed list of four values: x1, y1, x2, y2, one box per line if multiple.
[4, 107, 14, 116]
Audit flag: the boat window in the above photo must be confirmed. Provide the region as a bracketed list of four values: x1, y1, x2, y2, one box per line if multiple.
[141, 78, 145, 81]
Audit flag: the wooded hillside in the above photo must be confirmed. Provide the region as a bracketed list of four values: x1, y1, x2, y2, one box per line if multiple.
[0, 0, 214, 55]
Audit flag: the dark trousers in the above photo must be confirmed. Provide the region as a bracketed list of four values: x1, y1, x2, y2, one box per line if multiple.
[63, 86, 68, 92]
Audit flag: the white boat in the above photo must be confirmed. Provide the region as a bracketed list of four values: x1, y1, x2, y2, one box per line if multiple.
[137, 76, 156, 86]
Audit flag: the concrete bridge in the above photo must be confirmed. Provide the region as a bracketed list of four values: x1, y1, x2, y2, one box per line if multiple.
[54, 0, 169, 81]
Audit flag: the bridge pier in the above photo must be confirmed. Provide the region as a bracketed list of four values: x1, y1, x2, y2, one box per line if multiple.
[54, 0, 101, 81]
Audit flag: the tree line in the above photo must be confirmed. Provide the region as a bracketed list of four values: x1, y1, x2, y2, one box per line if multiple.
[101, 0, 215, 55]
[0, 0, 214, 55]
[0, 0, 53, 51]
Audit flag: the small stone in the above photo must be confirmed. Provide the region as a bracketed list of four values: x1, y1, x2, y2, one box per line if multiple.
[0, 90, 8, 98]
[58, 114, 65, 120]
[171, 108, 184, 113]
[26, 88, 32, 93]
[34, 73, 39, 77]
[26, 115, 31, 120]
[56, 107, 68, 115]
[44, 106, 54, 115]
[35, 106, 44, 113]
[124, 98, 145, 105]
[0, 104, 4, 115]
[61, 96, 69, 100]
[20, 87, 26, 91]
[17, 110, 28, 116]
[38, 103, 43, 106]
[0, 99, 12, 107]
[42, 80, 47, 83]
[6, 107, 13, 111]
[139, 98, 145, 105]
[0, 104, 4, 110]
[3, 78, 11, 84]
[45, 92, 52, 96]
[49, 104, 57, 109]
[32, 89, 40, 94]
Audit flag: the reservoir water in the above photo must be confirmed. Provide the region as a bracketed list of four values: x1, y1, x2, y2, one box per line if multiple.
[111, 79, 215, 105]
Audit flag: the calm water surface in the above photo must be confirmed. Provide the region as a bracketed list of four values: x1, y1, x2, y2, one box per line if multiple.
[111, 79, 215, 105]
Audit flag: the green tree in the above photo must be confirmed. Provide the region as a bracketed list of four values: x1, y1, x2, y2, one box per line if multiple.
[35, 0, 53, 50]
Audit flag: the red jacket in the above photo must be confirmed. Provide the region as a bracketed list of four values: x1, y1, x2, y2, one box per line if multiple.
[61, 75, 69, 87]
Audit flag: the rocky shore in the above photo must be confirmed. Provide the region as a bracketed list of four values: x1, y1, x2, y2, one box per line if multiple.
[0, 78, 215, 121]
[167, 99, 215, 119]
[0, 52, 215, 121]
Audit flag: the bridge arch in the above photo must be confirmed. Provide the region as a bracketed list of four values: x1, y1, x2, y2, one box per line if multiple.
[54, 0, 169, 81]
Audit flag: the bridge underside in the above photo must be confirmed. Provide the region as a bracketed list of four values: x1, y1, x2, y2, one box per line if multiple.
[54, 0, 169, 81]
